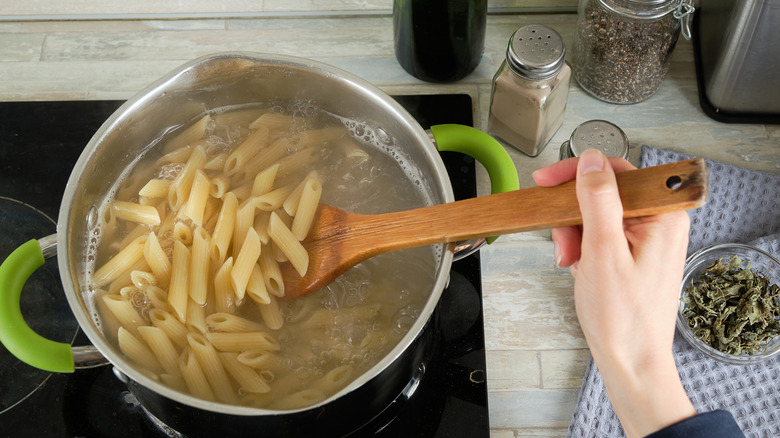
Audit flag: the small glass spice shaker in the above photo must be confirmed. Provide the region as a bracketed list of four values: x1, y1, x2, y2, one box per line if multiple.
[559, 120, 629, 161]
[572, 0, 695, 104]
[488, 24, 571, 157]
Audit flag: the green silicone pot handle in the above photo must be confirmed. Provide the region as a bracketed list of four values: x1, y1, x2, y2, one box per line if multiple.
[0, 239, 74, 373]
[430, 124, 520, 243]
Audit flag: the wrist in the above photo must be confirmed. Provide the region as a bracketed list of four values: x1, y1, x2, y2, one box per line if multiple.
[595, 352, 696, 438]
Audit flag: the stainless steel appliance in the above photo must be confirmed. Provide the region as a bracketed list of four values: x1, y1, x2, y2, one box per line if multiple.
[694, 0, 780, 123]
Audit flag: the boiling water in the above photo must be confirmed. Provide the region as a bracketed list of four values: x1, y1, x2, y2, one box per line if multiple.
[85, 102, 439, 410]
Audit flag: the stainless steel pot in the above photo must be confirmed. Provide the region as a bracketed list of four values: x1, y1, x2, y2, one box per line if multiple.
[0, 52, 517, 436]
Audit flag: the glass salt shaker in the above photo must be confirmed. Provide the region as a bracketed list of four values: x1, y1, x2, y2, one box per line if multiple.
[572, 0, 695, 104]
[488, 24, 571, 157]
[559, 120, 629, 161]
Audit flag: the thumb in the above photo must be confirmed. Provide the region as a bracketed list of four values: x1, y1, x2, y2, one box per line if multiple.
[576, 149, 627, 258]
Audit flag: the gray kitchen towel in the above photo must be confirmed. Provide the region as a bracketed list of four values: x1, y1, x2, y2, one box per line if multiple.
[566, 145, 780, 438]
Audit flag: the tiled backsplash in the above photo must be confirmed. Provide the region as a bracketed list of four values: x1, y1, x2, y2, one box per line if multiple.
[2, 0, 577, 20]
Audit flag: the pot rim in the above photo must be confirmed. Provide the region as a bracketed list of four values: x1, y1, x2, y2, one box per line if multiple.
[57, 51, 456, 415]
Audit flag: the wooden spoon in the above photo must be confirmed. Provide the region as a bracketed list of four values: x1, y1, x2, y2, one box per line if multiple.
[280, 158, 708, 299]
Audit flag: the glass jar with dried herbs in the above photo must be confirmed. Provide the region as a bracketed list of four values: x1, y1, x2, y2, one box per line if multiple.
[572, 0, 694, 104]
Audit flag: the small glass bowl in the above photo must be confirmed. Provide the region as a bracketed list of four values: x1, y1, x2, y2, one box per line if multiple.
[677, 243, 780, 365]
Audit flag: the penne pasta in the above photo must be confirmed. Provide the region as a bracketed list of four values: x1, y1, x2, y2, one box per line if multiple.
[293, 126, 346, 149]
[173, 222, 193, 246]
[257, 294, 284, 330]
[268, 212, 308, 277]
[189, 227, 211, 305]
[341, 138, 370, 163]
[219, 352, 271, 394]
[92, 235, 146, 287]
[311, 365, 352, 394]
[117, 224, 149, 250]
[253, 212, 271, 245]
[209, 176, 229, 198]
[156, 144, 192, 166]
[180, 170, 210, 227]
[160, 372, 188, 393]
[282, 177, 305, 217]
[206, 331, 280, 352]
[163, 114, 211, 154]
[168, 145, 207, 211]
[291, 176, 322, 241]
[258, 249, 284, 297]
[203, 198, 221, 235]
[187, 298, 208, 334]
[231, 227, 262, 300]
[204, 152, 227, 172]
[213, 258, 236, 314]
[251, 163, 279, 197]
[130, 270, 157, 290]
[232, 201, 256, 258]
[248, 186, 294, 212]
[139, 178, 172, 199]
[143, 232, 171, 287]
[224, 126, 269, 176]
[214, 107, 266, 129]
[137, 325, 180, 376]
[95, 290, 122, 344]
[272, 389, 326, 411]
[249, 112, 297, 133]
[167, 240, 190, 322]
[235, 137, 290, 184]
[236, 350, 277, 369]
[276, 147, 320, 181]
[118, 327, 164, 375]
[149, 309, 189, 350]
[187, 333, 236, 404]
[246, 264, 270, 305]
[205, 313, 265, 333]
[107, 257, 149, 295]
[230, 181, 253, 203]
[179, 347, 216, 402]
[102, 294, 145, 334]
[146, 286, 170, 311]
[211, 192, 237, 264]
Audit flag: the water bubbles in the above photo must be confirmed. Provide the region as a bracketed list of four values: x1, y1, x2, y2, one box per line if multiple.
[158, 163, 184, 180]
[294, 367, 312, 380]
[375, 127, 392, 146]
[393, 305, 421, 334]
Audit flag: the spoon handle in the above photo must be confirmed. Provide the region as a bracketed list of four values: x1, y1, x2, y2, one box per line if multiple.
[346, 159, 707, 253]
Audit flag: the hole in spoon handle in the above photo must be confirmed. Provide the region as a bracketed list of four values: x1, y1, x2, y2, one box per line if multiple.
[666, 175, 683, 189]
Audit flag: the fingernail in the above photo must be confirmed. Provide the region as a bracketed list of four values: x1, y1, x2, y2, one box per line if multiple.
[553, 241, 561, 267]
[579, 149, 604, 175]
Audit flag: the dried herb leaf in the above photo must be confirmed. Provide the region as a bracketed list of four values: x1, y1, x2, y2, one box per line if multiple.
[682, 255, 780, 355]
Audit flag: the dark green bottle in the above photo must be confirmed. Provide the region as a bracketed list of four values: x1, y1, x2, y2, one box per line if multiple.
[393, 0, 487, 83]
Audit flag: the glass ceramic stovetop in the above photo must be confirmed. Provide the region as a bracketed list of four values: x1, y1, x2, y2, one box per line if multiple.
[0, 94, 489, 437]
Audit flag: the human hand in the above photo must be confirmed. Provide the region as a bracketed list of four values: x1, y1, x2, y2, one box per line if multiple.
[532, 149, 696, 437]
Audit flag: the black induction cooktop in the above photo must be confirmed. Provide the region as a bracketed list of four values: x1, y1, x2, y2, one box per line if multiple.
[0, 94, 489, 437]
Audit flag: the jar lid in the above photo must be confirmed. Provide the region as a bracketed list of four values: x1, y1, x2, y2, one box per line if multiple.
[506, 25, 566, 80]
[598, 0, 679, 19]
[560, 120, 629, 160]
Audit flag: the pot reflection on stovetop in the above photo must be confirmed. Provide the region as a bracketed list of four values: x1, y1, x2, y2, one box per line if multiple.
[0, 95, 488, 437]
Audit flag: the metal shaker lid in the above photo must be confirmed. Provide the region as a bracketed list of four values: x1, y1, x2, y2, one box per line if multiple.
[506, 25, 566, 80]
[559, 120, 629, 160]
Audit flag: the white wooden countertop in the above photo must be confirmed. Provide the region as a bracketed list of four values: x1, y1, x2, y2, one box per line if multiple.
[2, 11, 778, 437]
